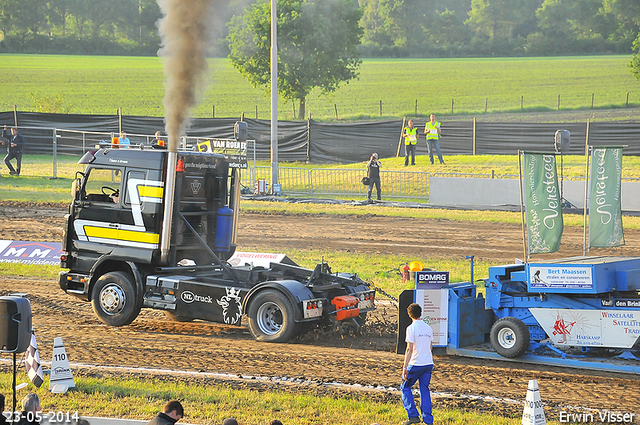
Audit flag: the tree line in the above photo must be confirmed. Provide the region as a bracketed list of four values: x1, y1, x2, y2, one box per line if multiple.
[0, 0, 639, 59]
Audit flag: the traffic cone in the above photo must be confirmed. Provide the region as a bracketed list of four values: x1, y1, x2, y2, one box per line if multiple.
[49, 337, 75, 393]
[522, 379, 546, 425]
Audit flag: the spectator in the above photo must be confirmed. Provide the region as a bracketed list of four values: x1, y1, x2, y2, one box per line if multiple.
[118, 131, 131, 149]
[0, 392, 6, 425]
[424, 114, 444, 165]
[221, 419, 238, 425]
[401, 303, 434, 425]
[2, 125, 25, 176]
[401, 119, 418, 166]
[146, 401, 184, 425]
[366, 152, 382, 202]
[151, 131, 166, 149]
[17, 393, 40, 425]
[269, 421, 283, 425]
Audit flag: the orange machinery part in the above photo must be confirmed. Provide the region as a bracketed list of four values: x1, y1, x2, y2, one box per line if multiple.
[331, 295, 360, 321]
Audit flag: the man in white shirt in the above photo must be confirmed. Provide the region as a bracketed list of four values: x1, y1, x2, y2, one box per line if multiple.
[401, 303, 434, 425]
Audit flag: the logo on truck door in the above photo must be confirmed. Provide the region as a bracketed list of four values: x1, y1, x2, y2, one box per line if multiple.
[74, 178, 164, 249]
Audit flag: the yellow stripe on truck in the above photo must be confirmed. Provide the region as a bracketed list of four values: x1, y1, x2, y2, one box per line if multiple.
[138, 186, 164, 198]
[84, 226, 159, 244]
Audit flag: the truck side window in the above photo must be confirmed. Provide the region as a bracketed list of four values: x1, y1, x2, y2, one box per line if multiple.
[83, 168, 122, 203]
[123, 170, 146, 205]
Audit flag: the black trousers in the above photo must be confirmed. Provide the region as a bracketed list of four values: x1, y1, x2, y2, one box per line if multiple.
[368, 177, 381, 200]
[404, 144, 416, 166]
[4, 151, 22, 174]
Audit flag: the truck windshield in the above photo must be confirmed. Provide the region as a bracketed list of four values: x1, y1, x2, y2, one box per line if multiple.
[83, 168, 122, 203]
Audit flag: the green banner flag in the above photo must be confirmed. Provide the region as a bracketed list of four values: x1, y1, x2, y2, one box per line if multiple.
[589, 147, 624, 247]
[523, 152, 563, 254]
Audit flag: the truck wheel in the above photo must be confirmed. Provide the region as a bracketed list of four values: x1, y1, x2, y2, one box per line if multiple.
[490, 317, 530, 358]
[247, 289, 297, 343]
[91, 271, 141, 327]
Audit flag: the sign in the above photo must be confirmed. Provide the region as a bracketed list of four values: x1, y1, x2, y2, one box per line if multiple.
[529, 265, 593, 290]
[415, 289, 449, 347]
[601, 299, 640, 308]
[416, 271, 449, 289]
[50, 336, 75, 392]
[530, 308, 640, 348]
[0, 240, 63, 266]
[522, 152, 563, 254]
[197, 138, 247, 169]
[227, 251, 295, 268]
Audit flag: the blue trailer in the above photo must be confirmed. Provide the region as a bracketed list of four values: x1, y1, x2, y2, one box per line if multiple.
[397, 256, 640, 373]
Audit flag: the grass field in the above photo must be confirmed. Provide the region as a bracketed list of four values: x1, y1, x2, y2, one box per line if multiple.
[0, 371, 550, 425]
[0, 54, 637, 121]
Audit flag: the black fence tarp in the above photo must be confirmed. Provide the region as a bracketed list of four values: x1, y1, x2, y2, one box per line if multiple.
[3, 111, 640, 162]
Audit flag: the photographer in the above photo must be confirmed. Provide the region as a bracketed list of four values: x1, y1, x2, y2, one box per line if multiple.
[366, 152, 381, 202]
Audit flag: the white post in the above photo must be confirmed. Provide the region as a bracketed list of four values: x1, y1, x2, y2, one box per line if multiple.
[270, 0, 279, 190]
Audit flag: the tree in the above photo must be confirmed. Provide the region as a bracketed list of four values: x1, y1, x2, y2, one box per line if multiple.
[227, 0, 363, 119]
[466, 0, 537, 41]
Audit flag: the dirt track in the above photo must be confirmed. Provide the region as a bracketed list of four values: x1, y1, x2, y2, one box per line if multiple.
[1, 202, 640, 423]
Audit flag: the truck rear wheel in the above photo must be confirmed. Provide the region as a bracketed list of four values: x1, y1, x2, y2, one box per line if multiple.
[247, 289, 297, 343]
[91, 271, 141, 327]
[490, 317, 530, 358]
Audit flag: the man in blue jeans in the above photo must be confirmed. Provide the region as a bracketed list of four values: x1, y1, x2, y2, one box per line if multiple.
[401, 303, 434, 425]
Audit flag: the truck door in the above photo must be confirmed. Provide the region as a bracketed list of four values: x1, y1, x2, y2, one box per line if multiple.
[116, 169, 164, 251]
[71, 167, 123, 266]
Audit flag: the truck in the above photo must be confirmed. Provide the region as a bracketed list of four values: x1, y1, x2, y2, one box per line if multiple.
[59, 137, 375, 342]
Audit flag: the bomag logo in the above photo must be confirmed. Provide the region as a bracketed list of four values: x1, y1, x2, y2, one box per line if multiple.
[181, 291, 213, 304]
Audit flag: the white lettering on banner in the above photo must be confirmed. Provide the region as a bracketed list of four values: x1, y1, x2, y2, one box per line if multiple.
[3, 247, 26, 257]
[542, 155, 560, 230]
[29, 248, 52, 258]
[594, 148, 613, 224]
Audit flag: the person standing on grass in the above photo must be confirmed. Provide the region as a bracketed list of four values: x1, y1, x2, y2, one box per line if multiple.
[425, 114, 444, 165]
[402, 119, 418, 166]
[401, 303, 434, 425]
[366, 152, 382, 202]
[2, 125, 25, 176]
[146, 401, 184, 425]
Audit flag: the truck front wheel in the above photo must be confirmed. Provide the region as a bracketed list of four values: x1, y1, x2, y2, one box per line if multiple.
[490, 317, 530, 358]
[91, 271, 141, 326]
[247, 290, 298, 343]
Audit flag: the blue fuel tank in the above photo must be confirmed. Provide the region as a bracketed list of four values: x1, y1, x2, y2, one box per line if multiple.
[214, 206, 234, 252]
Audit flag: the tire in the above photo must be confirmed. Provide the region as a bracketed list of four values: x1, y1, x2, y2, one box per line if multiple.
[490, 317, 530, 358]
[247, 289, 298, 343]
[164, 311, 194, 322]
[91, 271, 141, 327]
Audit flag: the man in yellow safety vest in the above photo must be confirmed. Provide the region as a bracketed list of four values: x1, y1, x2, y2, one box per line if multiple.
[425, 114, 444, 165]
[402, 119, 418, 166]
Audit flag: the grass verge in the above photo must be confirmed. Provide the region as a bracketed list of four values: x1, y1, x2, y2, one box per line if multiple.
[0, 371, 546, 425]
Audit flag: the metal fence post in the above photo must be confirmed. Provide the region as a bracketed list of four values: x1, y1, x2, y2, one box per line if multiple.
[52, 128, 58, 179]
